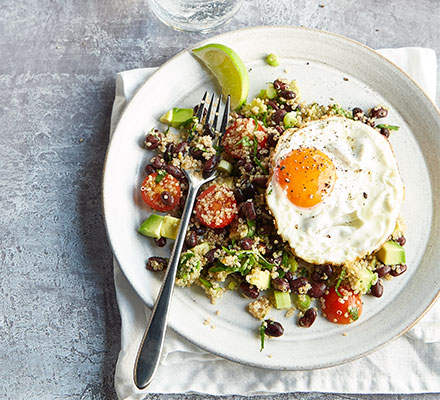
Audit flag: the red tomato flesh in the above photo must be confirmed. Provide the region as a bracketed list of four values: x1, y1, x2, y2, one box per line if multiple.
[320, 286, 363, 324]
[222, 118, 267, 159]
[195, 184, 238, 228]
[140, 171, 181, 212]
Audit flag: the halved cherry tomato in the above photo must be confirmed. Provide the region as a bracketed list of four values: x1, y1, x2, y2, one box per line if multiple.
[222, 118, 267, 159]
[195, 184, 237, 228]
[140, 171, 181, 212]
[320, 286, 363, 324]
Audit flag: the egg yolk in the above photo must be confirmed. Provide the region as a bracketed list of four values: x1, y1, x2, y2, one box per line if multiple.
[277, 147, 336, 207]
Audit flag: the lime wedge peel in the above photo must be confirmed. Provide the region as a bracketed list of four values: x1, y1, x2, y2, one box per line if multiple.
[192, 43, 249, 110]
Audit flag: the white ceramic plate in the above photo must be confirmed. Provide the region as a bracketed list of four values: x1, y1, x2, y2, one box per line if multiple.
[103, 26, 440, 370]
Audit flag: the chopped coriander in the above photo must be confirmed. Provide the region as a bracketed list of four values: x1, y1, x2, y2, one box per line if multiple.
[199, 277, 213, 289]
[348, 306, 359, 321]
[335, 269, 346, 297]
[259, 321, 266, 351]
[254, 157, 267, 175]
[236, 136, 253, 147]
[155, 169, 167, 183]
[376, 124, 400, 131]
[246, 220, 256, 238]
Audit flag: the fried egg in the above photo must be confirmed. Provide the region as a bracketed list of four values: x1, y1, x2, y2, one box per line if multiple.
[266, 116, 404, 265]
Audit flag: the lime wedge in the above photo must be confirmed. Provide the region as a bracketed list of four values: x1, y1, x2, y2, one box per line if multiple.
[192, 43, 249, 110]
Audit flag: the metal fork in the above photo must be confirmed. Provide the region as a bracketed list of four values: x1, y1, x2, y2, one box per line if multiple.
[134, 92, 230, 389]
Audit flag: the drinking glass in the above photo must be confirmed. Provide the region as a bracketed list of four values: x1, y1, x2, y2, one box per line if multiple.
[148, 0, 243, 32]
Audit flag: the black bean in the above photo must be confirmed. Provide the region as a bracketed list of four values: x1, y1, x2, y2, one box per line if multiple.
[283, 103, 293, 112]
[379, 127, 390, 138]
[151, 155, 166, 169]
[370, 280, 384, 297]
[375, 264, 391, 278]
[242, 200, 257, 220]
[352, 107, 363, 117]
[370, 107, 388, 119]
[272, 109, 287, 124]
[193, 104, 207, 118]
[194, 225, 206, 235]
[308, 282, 327, 298]
[145, 164, 155, 175]
[267, 133, 278, 147]
[239, 282, 259, 299]
[179, 192, 187, 210]
[164, 143, 175, 162]
[204, 123, 215, 138]
[396, 236, 406, 246]
[252, 177, 268, 188]
[279, 90, 296, 100]
[243, 162, 254, 173]
[272, 277, 290, 292]
[190, 147, 204, 160]
[284, 270, 294, 283]
[205, 247, 219, 264]
[233, 188, 246, 203]
[390, 264, 407, 277]
[154, 237, 167, 247]
[258, 223, 274, 235]
[264, 320, 284, 337]
[242, 184, 257, 199]
[185, 230, 197, 248]
[203, 155, 220, 177]
[299, 308, 317, 328]
[174, 141, 189, 155]
[267, 99, 279, 110]
[273, 79, 288, 91]
[239, 237, 254, 250]
[146, 256, 168, 271]
[321, 264, 333, 278]
[160, 191, 175, 207]
[275, 125, 284, 134]
[290, 277, 309, 294]
[165, 164, 184, 181]
[144, 133, 160, 149]
[310, 271, 324, 283]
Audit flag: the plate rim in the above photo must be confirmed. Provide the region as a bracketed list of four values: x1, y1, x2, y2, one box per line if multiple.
[102, 25, 440, 370]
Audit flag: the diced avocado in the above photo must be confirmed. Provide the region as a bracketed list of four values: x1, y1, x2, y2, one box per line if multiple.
[138, 214, 164, 239]
[217, 159, 234, 174]
[266, 84, 277, 99]
[353, 269, 378, 294]
[274, 290, 292, 309]
[294, 294, 311, 311]
[160, 108, 194, 128]
[160, 215, 181, 239]
[222, 176, 235, 189]
[247, 269, 271, 290]
[283, 111, 299, 128]
[227, 281, 238, 290]
[191, 242, 211, 256]
[377, 241, 406, 265]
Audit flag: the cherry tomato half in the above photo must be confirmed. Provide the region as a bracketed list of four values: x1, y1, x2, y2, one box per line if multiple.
[195, 184, 237, 229]
[140, 171, 181, 212]
[320, 286, 363, 324]
[222, 118, 268, 159]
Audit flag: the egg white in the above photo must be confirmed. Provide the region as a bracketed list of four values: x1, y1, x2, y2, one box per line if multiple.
[266, 116, 404, 265]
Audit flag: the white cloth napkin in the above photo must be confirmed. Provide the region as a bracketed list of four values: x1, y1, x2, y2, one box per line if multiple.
[111, 48, 439, 399]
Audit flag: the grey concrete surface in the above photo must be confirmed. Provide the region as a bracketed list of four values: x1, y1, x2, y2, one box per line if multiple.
[1, 0, 439, 399]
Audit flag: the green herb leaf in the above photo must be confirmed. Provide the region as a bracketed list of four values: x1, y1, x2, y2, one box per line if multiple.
[199, 277, 213, 289]
[335, 269, 346, 297]
[259, 322, 266, 352]
[254, 157, 267, 175]
[252, 137, 258, 157]
[155, 170, 167, 183]
[348, 306, 359, 321]
[236, 136, 253, 147]
[376, 124, 400, 131]
[246, 220, 256, 238]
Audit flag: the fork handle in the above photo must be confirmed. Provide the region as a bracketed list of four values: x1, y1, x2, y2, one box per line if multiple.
[133, 183, 200, 389]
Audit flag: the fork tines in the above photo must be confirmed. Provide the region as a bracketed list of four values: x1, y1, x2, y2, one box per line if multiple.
[195, 91, 230, 140]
